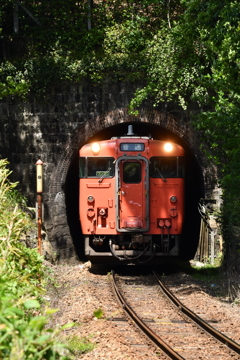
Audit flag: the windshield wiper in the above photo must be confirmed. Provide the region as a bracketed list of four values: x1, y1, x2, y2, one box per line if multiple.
[98, 167, 111, 183]
[155, 167, 167, 182]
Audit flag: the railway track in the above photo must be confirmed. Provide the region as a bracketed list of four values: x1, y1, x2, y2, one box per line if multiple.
[111, 270, 240, 359]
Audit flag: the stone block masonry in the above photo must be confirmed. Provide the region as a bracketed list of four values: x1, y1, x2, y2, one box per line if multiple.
[0, 79, 218, 262]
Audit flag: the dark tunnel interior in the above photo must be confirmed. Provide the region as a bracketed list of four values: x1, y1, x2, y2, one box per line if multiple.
[65, 122, 205, 261]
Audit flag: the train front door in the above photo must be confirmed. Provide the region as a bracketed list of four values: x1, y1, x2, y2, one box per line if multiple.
[116, 158, 149, 232]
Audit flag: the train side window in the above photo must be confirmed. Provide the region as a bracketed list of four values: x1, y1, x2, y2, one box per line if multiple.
[123, 162, 141, 183]
[84, 157, 115, 178]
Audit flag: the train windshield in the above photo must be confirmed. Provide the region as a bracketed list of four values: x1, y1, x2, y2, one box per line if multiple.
[149, 156, 184, 178]
[79, 157, 115, 178]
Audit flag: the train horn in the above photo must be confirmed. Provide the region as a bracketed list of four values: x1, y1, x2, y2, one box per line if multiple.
[127, 125, 134, 136]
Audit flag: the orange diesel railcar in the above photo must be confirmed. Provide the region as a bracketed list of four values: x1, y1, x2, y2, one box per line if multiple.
[79, 125, 185, 264]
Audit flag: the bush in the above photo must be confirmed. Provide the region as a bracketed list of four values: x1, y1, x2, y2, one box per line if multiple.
[0, 159, 72, 359]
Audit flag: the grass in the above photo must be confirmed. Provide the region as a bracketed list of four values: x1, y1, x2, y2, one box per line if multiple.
[93, 308, 104, 319]
[67, 335, 94, 356]
[190, 265, 221, 282]
[176, 259, 222, 282]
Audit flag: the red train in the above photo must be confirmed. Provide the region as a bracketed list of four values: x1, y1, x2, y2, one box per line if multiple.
[79, 125, 185, 264]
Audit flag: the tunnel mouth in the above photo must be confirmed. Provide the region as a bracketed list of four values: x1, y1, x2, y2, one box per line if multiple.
[65, 122, 204, 261]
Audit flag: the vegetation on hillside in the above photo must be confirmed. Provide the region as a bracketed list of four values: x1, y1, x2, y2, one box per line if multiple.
[0, 159, 73, 359]
[0, 1, 239, 234]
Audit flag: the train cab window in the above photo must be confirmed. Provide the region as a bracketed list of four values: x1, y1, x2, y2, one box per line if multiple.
[177, 157, 185, 177]
[79, 157, 87, 178]
[149, 157, 185, 178]
[123, 162, 141, 183]
[79, 157, 115, 178]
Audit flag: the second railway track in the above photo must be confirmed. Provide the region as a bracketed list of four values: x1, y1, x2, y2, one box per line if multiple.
[111, 270, 240, 360]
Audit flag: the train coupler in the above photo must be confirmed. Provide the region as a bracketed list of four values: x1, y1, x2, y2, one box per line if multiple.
[92, 236, 105, 246]
[109, 239, 157, 263]
[131, 234, 151, 244]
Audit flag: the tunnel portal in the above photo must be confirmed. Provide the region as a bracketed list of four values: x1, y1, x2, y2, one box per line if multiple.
[63, 118, 204, 261]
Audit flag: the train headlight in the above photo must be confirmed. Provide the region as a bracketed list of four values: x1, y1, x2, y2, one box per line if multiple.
[91, 142, 100, 155]
[170, 196, 177, 203]
[164, 142, 173, 152]
[88, 195, 95, 203]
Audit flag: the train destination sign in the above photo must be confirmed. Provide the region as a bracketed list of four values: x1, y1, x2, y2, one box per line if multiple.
[120, 143, 145, 151]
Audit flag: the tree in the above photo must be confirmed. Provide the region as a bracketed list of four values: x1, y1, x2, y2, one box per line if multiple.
[0, 1, 183, 97]
[0, 0, 240, 229]
[129, 0, 240, 228]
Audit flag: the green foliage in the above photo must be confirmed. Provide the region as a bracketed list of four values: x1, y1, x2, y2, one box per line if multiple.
[0, 292, 70, 360]
[129, 26, 208, 111]
[130, 0, 240, 229]
[0, 63, 29, 99]
[178, 1, 240, 228]
[0, 159, 72, 359]
[93, 308, 104, 319]
[66, 335, 94, 356]
[0, 0, 184, 95]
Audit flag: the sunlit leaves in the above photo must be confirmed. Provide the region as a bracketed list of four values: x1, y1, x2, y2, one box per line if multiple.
[0, 159, 72, 359]
[0, 0, 185, 96]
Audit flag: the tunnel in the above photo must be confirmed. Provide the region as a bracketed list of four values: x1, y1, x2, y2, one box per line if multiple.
[64, 121, 204, 262]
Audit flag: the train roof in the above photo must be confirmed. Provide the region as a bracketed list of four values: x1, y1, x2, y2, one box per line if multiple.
[111, 136, 151, 139]
[111, 125, 152, 140]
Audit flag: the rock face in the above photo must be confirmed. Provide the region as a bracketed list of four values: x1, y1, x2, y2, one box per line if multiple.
[0, 79, 219, 262]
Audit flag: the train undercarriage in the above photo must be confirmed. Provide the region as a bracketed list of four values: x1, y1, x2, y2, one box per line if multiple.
[84, 233, 181, 264]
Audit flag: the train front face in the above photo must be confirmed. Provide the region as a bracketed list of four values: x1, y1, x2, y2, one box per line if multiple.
[79, 134, 185, 264]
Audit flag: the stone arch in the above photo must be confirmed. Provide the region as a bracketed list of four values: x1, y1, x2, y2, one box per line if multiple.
[48, 107, 203, 260]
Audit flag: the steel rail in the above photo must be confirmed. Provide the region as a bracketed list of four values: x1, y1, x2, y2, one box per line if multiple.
[153, 271, 240, 355]
[111, 270, 185, 360]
